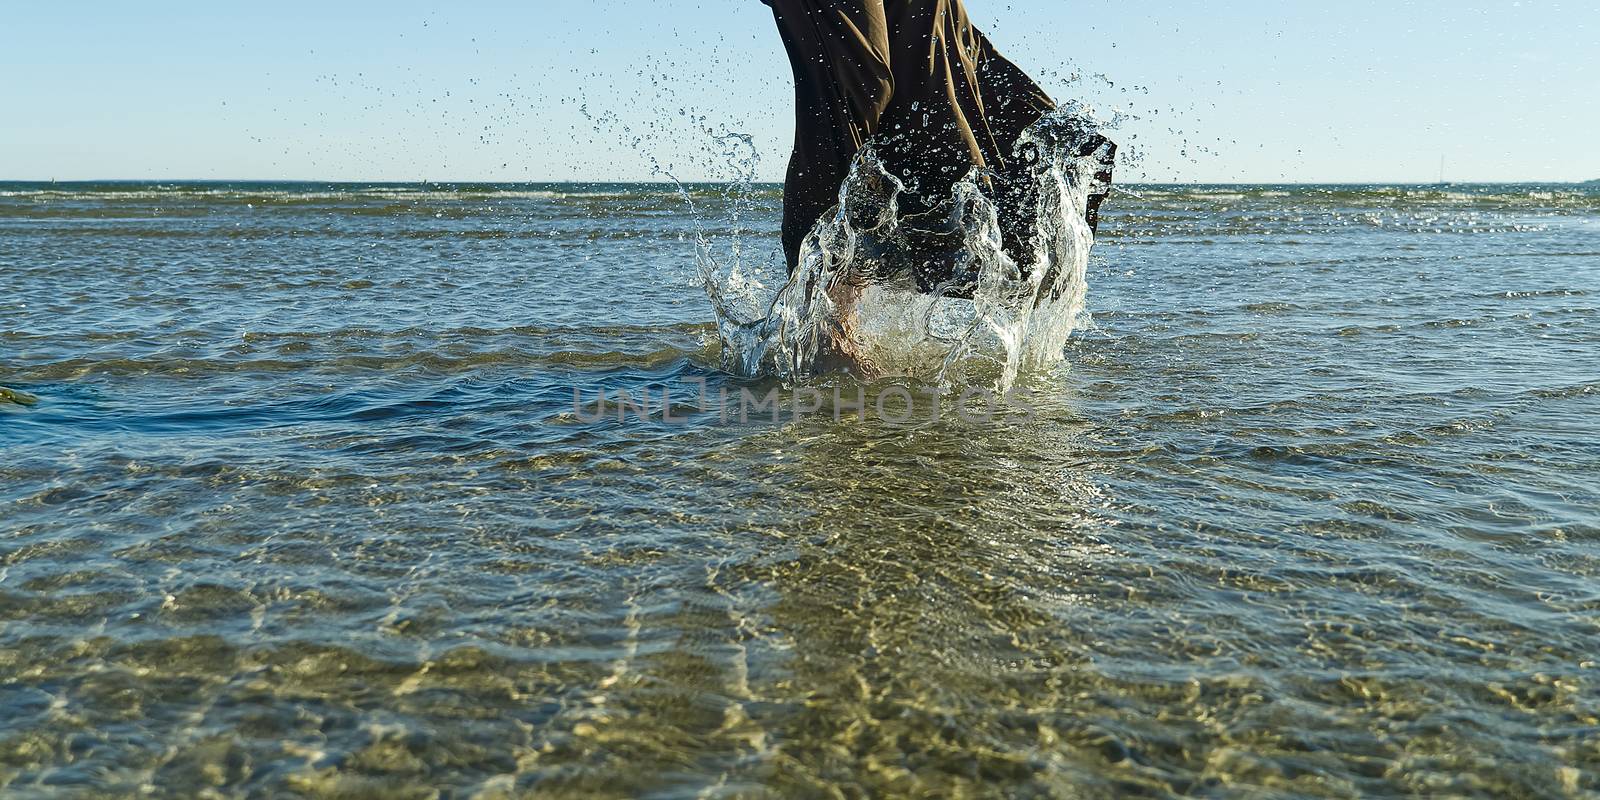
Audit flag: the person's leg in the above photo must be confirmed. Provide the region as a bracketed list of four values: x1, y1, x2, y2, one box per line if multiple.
[765, 0, 894, 272]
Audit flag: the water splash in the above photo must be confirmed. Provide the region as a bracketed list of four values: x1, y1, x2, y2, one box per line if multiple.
[694, 109, 1114, 392]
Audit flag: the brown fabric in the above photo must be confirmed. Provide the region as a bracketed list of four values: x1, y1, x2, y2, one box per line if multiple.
[765, 0, 1057, 272]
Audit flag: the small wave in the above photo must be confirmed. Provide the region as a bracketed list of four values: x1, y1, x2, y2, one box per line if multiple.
[8, 343, 716, 382]
[0, 324, 717, 378]
[1243, 302, 1301, 314]
[232, 321, 713, 343]
[1486, 289, 1589, 300]
[1527, 381, 1600, 401]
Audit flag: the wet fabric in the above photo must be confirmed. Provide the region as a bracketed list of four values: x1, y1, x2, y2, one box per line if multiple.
[764, 0, 1111, 274]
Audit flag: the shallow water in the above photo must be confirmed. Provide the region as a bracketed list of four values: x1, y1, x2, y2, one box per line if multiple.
[2, 181, 1599, 798]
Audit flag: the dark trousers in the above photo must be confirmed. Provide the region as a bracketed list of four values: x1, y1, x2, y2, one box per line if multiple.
[765, 0, 1058, 272]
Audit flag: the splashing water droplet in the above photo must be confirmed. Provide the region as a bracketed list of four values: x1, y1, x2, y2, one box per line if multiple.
[692, 109, 1114, 393]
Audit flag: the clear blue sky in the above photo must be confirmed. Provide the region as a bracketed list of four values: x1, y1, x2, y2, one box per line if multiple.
[2, 1, 1594, 183]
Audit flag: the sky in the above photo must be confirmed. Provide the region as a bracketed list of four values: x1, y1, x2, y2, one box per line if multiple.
[1, 0, 1595, 183]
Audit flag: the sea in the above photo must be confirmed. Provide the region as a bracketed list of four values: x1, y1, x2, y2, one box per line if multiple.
[2, 181, 1598, 797]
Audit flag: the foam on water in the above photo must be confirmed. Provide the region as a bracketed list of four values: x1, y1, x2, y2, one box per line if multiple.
[691, 110, 1114, 391]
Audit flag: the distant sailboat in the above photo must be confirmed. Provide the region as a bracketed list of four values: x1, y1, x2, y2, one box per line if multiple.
[1435, 156, 1452, 187]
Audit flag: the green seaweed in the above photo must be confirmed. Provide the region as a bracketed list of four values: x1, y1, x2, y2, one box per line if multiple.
[0, 386, 40, 406]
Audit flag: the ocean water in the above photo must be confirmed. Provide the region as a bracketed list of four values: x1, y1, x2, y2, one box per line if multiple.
[2, 181, 1598, 798]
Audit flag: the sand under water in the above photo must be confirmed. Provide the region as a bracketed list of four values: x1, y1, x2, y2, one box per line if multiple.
[2, 179, 1599, 796]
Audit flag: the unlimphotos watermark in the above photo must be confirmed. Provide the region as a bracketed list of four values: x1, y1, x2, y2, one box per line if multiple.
[572, 378, 1038, 426]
